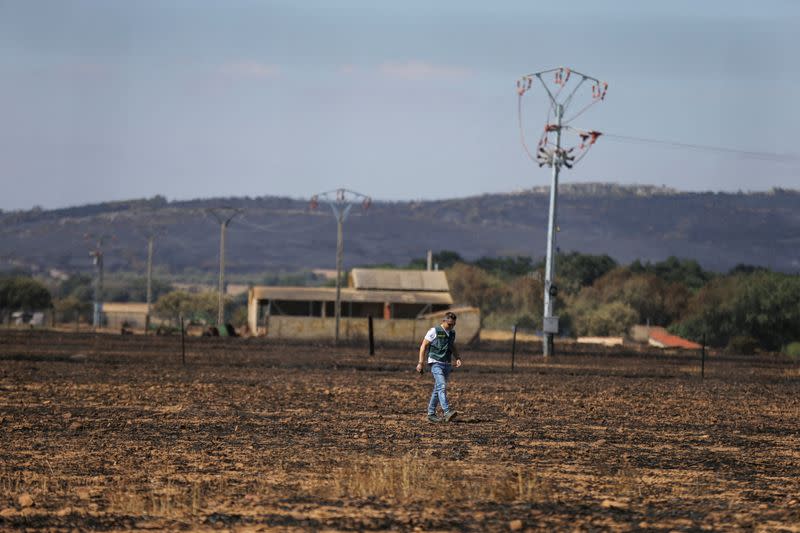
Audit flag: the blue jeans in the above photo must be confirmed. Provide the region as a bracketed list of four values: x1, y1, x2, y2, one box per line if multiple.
[427, 362, 452, 415]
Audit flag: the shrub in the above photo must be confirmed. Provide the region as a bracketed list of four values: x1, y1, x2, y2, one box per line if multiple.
[783, 342, 800, 358]
[571, 300, 638, 337]
[673, 272, 800, 351]
[727, 336, 759, 355]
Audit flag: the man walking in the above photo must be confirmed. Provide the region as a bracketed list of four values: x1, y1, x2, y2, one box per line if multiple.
[417, 311, 462, 423]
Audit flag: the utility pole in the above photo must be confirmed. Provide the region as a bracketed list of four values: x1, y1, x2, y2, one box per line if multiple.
[206, 208, 244, 327]
[310, 188, 371, 345]
[542, 103, 563, 358]
[517, 66, 608, 356]
[146, 234, 154, 332]
[135, 221, 164, 334]
[143, 230, 166, 334]
[86, 234, 112, 330]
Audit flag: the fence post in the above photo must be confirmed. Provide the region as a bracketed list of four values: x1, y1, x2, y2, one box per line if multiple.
[701, 333, 705, 380]
[511, 324, 518, 372]
[368, 315, 375, 356]
[180, 315, 186, 366]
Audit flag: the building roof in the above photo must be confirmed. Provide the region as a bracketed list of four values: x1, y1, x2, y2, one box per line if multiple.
[349, 268, 449, 292]
[102, 302, 149, 314]
[250, 286, 453, 305]
[648, 327, 702, 350]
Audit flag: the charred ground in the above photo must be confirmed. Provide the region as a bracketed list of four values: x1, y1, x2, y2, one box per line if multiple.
[1, 330, 799, 531]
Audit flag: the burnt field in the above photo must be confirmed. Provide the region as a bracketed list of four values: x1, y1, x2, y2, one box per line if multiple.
[1, 330, 799, 531]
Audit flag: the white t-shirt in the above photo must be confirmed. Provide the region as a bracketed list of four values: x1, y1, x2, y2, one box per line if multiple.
[425, 326, 454, 364]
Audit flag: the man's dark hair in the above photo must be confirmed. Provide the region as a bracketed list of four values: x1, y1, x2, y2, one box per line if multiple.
[444, 311, 457, 321]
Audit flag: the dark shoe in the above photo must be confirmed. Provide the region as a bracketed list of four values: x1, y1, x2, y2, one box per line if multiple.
[427, 414, 442, 423]
[443, 410, 458, 423]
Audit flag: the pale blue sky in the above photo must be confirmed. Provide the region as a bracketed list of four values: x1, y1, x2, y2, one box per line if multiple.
[1, 0, 798, 210]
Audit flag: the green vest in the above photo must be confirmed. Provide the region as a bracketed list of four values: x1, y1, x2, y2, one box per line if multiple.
[428, 325, 456, 363]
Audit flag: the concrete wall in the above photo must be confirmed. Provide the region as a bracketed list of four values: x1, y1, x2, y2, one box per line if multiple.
[254, 308, 481, 345]
[630, 325, 651, 343]
[577, 336, 624, 347]
[104, 312, 166, 330]
[104, 312, 146, 330]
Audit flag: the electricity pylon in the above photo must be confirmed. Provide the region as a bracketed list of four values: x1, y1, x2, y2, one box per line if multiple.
[140, 225, 165, 334]
[85, 234, 113, 329]
[206, 207, 244, 327]
[146, 233, 155, 332]
[517, 66, 608, 356]
[310, 189, 371, 345]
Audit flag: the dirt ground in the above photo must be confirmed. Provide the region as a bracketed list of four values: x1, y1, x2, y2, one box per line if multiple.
[1, 329, 799, 531]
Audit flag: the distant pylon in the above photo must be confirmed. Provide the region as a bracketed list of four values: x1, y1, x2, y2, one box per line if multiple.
[141, 224, 165, 334]
[310, 189, 371, 345]
[85, 234, 113, 329]
[206, 207, 244, 328]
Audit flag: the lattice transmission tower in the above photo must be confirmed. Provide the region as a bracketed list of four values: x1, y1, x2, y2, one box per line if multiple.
[517, 66, 608, 356]
[310, 188, 371, 345]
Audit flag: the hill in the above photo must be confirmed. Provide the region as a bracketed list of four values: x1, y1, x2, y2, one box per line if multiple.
[1, 184, 799, 277]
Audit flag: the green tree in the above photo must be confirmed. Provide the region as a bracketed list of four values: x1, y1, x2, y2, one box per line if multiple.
[56, 274, 94, 303]
[154, 290, 232, 325]
[446, 263, 511, 325]
[507, 275, 543, 322]
[482, 274, 544, 330]
[619, 274, 690, 326]
[728, 264, 769, 275]
[570, 299, 638, 337]
[554, 252, 618, 294]
[105, 277, 174, 303]
[672, 272, 800, 350]
[260, 270, 324, 286]
[568, 267, 691, 328]
[0, 277, 52, 313]
[408, 250, 464, 270]
[153, 291, 195, 325]
[629, 256, 714, 290]
[472, 256, 534, 280]
[54, 296, 92, 324]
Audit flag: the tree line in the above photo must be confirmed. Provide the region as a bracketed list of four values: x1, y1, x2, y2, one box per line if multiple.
[2, 253, 800, 354]
[403, 251, 800, 354]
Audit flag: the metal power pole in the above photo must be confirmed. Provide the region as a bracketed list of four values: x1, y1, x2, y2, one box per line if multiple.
[542, 104, 563, 357]
[218, 221, 225, 326]
[135, 222, 164, 334]
[517, 67, 608, 356]
[310, 189, 371, 345]
[335, 213, 344, 340]
[206, 208, 244, 327]
[140, 222, 164, 335]
[86, 234, 112, 330]
[145, 234, 154, 332]
[91, 248, 104, 329]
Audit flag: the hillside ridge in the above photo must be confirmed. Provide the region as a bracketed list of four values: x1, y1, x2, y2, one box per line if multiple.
[2, 183, 798, 276]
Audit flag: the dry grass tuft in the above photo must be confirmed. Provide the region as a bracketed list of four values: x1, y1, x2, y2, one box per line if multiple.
[480, 468, 555, 502]
[0, 469, 70, 500]
[324, 456, 553, 503]
[103, 477, 230, 518]
[326, 455, 441, 501]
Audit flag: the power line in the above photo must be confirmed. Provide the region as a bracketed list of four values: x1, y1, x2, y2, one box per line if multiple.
[602, 133, 799, 163]
[236, 216, 329, 235]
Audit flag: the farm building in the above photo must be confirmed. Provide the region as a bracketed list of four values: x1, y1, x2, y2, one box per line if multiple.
[247, 268, 480, 343]
[630, 325, 702, 349]
[101, 302, 164, 330]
